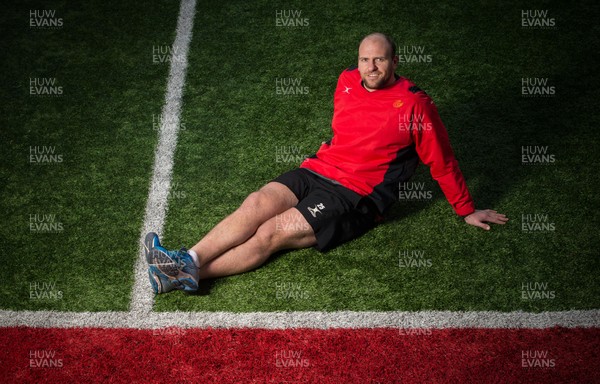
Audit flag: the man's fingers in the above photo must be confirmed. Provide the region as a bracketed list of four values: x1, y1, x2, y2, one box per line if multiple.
[465, 216, 491, 230]
[487, 215, 509, 225]
[483, 211, 509, 224]
[476, 221, 491, 230]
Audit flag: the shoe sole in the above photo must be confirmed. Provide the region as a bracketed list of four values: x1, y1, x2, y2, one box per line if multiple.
[147, 268, 160, 294]
[144, 232, 160, 264]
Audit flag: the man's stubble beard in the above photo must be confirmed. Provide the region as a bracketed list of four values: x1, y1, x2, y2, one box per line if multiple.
[362, 74, 392, 90]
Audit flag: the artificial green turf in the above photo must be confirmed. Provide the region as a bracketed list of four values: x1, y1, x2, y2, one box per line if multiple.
[0, 0, 181, 310]
[156, 0, 600, 312]
[1, 0, 598, 313]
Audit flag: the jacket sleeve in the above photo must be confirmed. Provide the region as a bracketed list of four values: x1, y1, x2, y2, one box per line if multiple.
[410, 97, 475, 216]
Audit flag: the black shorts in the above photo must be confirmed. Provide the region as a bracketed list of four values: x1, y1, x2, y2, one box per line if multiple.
[272, 168, 381, 252]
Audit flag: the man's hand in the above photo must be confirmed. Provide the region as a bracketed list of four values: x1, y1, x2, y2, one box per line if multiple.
[464, 209, 508, 230]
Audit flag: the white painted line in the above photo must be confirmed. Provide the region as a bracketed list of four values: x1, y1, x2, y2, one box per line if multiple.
[0, 310, 598, 329]
[130, 0, 197, 315]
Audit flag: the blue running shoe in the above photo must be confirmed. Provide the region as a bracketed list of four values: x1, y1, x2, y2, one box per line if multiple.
[148, 246, 199, 293]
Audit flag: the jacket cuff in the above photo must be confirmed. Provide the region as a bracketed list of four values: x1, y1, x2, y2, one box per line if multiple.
[455, 205, 476, 217]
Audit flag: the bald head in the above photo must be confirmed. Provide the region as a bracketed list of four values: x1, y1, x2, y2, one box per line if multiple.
[359, 33, 396, 59]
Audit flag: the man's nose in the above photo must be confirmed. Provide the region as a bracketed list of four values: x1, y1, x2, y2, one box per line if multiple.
[368, 60, 378, 71]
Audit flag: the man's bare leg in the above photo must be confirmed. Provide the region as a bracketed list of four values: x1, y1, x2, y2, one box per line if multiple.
[189, 182, 298, 267]
[198, 208, 316, 279]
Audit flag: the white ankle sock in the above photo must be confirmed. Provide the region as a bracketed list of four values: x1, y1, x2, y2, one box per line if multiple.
[187, 249, 199, 267]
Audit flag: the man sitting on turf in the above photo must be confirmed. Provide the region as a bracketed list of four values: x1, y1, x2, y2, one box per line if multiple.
[144, 32, 508, 294]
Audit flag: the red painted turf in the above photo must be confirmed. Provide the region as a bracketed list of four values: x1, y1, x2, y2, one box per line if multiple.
[1, 327, 598, 383]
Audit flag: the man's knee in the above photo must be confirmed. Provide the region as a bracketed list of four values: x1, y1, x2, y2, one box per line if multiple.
[239, 191, 264, 212]
[240, 186, 281, 213]
[239, 182, 297, 215]
[253, 211, 316, 254]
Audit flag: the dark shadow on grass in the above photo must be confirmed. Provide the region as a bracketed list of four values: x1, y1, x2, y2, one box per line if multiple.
[188, 279, 215, 296]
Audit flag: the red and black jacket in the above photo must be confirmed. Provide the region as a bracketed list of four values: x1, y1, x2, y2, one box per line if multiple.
[300, 67, 475, 216]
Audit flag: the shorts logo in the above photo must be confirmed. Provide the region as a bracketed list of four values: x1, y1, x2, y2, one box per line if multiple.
[307, 203, 325, 217]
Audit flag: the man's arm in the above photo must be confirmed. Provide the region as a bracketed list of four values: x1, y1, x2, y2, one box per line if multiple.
[410, 97, 474, 216]
[410, 97, 508, 230]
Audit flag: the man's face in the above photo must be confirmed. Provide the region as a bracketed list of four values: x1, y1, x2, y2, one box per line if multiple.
[358, 37, 398, 91]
